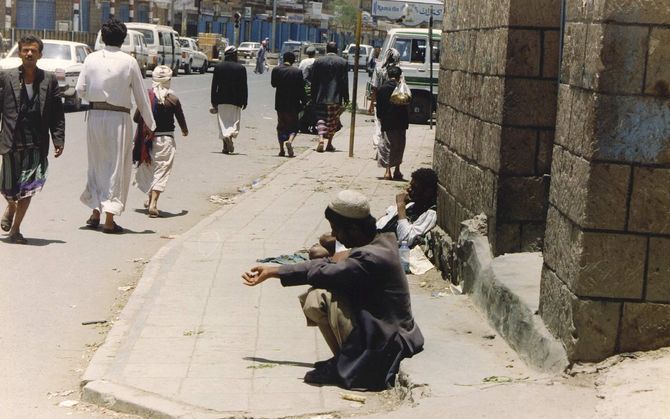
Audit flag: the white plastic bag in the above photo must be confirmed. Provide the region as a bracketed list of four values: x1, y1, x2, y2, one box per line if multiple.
[390, 76, 412, 105]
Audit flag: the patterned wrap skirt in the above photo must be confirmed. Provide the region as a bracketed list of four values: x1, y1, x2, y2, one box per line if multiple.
[0, 147, 48, 201]
[276, 111, 300, 142]
[314, 104, 344, 140]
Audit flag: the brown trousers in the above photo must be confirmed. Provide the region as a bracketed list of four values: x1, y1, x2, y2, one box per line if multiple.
[299, 287, 355, 356]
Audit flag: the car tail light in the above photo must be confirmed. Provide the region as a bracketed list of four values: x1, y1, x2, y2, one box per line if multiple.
[182, 51, 187, 59]
[54, 68, 66, 81]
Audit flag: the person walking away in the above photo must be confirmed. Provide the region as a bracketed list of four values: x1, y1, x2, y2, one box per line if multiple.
[308, 42, 349, 152]
[254, 40, 268, 74]
[271, 52, 306, 157]
[375, 66, 408, 180]
[243, 190, 424, 390]
[0, 34, 65, 244]
[211, 46, 248, 154]
[368, 48, 400, 159]
[298, 46, 317, 79]
[133, 65, 188, 218]
[298, 46, 317, 135]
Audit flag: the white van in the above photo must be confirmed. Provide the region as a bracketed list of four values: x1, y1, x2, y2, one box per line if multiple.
[346, 44, 373, 71]
[378, 28, 441, 123]
[125, 22, 181, 74]
[95, 29, 149, 77]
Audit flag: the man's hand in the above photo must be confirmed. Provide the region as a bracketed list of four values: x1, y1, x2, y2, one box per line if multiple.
[182, 129, 189, 137]
[209, 106, 218, 114]
[396, 192, 409, 207]
[331, 249, 350, 262]
[242, 265, 279, 286]
[54, 145, 64, 158]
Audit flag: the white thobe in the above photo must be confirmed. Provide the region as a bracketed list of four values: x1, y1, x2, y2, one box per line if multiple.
[376, 203, 437, 247]
[76, 46, 156, 215]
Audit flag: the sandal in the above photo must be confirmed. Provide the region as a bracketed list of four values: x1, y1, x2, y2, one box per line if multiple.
[102, 222, 124, 234]
[148, 208, 160, 218]
[325, 144, 336, 152]
[316, 142, 325, 153]
[285, 141, 294, 157]
[393, 171, 405, 181]
[85, 217, 100, 228]
[8, 232, 27, 244]
[1, 213, 12, 232]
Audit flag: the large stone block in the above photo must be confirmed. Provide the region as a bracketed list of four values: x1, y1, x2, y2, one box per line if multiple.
[647, 238, 670, 303]
[542, 30, 560, 79]
[435, 103, 452, 147]
[645, 28, 670, 97]
[629, 167, 670, 234]
[543, 206, 645, 298]
[509, 0, 561, 28]
[539, 267, 621, 362]
[560, 22, 588, 86]
[476, 121, 502, 172]
[506, 29, 541, 77]
[582, 24, 648, 94]
[498, 176, 549, 222]
[549, 147, 630, 230]
[537, 130, 554, 175]
[500, 128, 538, 175]
[438, 69, 453, 105]
[566, 88, 598, 158]
[496, 222, 521, 254]
[593, 0, 670, 25]
[474, 29, 509, 76]
[503, 78, 558, 127]
[619, 303, 670, 353]
[442, 0, 460, 32]
[436, 184, 456, 234]
[480, 76, 506, 124]
[554, 84, 573, 150]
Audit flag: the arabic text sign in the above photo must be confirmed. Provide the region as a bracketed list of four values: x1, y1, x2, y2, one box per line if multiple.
[371, 0, 444, 25]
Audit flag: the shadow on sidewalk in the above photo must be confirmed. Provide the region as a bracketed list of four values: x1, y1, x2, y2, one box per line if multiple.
[244, 356, 314, 369]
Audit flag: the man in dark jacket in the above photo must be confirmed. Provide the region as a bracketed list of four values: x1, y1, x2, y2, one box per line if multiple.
[375, 66, 409, 180]
[308, 42, 349, 152]
[211, 46, 248, 154]
[243, 190, 424, 390]
[0, 34, 65, 244]
[271, 51, 306, 157]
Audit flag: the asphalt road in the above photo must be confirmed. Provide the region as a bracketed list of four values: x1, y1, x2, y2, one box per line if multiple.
[0, 66, 369, 418]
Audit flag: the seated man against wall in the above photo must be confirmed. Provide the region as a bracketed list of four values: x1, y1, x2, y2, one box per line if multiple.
[242, 190, 424, 390]
[312, 168, 438, 258]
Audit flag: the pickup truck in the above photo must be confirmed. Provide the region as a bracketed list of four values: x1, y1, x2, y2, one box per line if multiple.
[178, 37, 208, 74]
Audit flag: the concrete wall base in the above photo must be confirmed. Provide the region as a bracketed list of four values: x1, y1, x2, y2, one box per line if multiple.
[428, 215, 569, 373]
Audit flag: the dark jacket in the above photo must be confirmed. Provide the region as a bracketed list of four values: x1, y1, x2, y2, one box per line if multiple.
[0, 67, 65, 155]
[278, 233, 424, 390]
[308, 53, 349, 105]
[133, 91, 188, 134]
[376, 79, 409, 132]
[271, 64, 306, 113]
[211, 60, 248, 108]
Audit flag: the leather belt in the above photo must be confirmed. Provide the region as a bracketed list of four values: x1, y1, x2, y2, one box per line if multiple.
[89, 102, 130, 113]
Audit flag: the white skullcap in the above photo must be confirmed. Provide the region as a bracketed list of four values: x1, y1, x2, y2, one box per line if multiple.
[224, 45, 237, 54]
[328, 190, 370, 220]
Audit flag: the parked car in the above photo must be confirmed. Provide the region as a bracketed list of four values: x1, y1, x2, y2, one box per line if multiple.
[125, 22, 181, 75]
[178, 37, 208, 74]
[95, 29, 149, 77]
[346, 44, 373, 71]
[279, 40, 308, 64]
[0, 39, 91, 109]
[237, 42, 261, 60]
[300, 42, 327, 59]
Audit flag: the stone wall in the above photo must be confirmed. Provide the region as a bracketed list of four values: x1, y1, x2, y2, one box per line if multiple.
[539, 0, 670, 362]
[435, 0, 560, 255]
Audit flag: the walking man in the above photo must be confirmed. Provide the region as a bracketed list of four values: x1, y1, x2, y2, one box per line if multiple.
[0, 35, 65, 244]
[211, 46, 248, 154]
[254, 39, 268, 74]
[308, 42, 349, 152]
[271, 52, 306, 157]
[76, 18, 156, 234]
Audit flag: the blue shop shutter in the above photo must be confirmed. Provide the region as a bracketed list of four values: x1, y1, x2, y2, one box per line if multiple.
[117, 4, 129, 22]
[16, 0, 55, 30]
[101, 1, 111, 21]
[137, 3, 149, 23]
[80, 0, 90, 32]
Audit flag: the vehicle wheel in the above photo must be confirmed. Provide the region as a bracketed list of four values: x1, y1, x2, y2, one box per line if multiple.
[200, 61, 207, 74]
[141, 65, 147, 78]
[185, 60, 192, 75]
[408, 93, 432, 124]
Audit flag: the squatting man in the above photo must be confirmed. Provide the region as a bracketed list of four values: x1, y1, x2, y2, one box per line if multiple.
[242, 190, 424, 390]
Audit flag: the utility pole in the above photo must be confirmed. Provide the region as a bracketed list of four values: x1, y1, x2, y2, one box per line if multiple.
[428, 5, 433, 129]
[348, 1, 363, 158]
[271, 0, 277, 52]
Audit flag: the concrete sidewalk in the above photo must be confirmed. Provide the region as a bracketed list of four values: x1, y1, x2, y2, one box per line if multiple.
[80, 119, 600, 418]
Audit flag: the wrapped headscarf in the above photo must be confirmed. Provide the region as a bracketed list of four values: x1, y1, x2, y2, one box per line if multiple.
[382, 47, 400, 68]
[151, 65, 173, 105]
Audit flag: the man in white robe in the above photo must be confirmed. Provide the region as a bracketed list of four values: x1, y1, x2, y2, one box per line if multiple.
[75, 18, 155, 234]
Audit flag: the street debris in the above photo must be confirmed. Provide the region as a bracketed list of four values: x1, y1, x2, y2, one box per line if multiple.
[47, 390, 74, 399]
[246, 363, 277, 369]
[430, 291, 447, 298]
[183, 329, 205, 336]
[160, 234, 178, 239]
[419, 281, 427, 287]
[482, 334, 496, 340]
[117, 286, 134, 292]
[310, 415, 335, 419]
[340, 393, 366, 403]
[81, 320, 107, 326]
[208, 194, 236, 205]
[58, 400, 78, 408]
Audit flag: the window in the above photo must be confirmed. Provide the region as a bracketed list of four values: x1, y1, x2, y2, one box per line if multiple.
[393, 38, 411, 62]
[75, 46, 87, 63]
[136, 29, 153, 44]
[431, 39, 440, 63]
[393, 38, 432, 64]
[410, 39, 426, 64]
[42, 43, 71, 60]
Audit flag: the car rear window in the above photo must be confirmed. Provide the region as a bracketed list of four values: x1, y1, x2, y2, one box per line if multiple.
[135, 29, 154, 44]
[42, 43, 71, 60]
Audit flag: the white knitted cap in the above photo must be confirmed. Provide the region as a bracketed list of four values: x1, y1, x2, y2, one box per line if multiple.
[328, 190, 370, 219]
